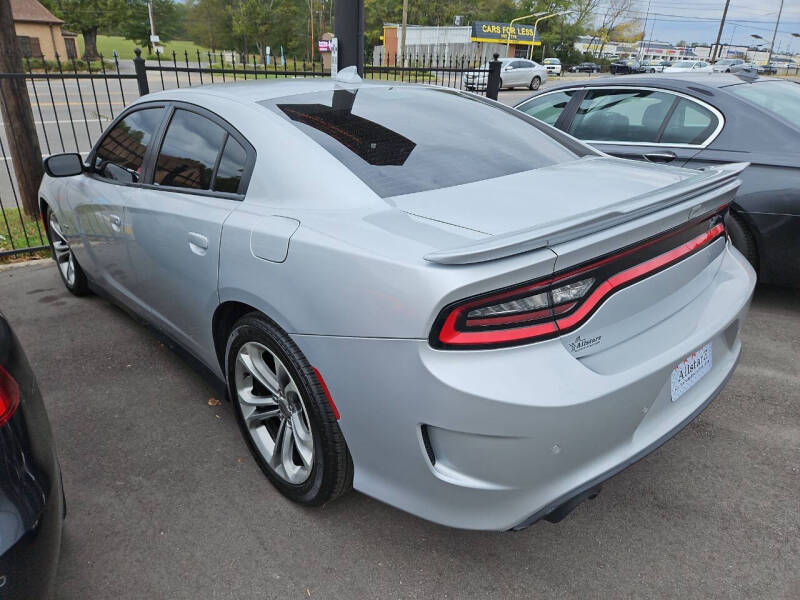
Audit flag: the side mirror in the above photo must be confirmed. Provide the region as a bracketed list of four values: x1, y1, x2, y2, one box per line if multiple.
[44, 153, 84, 177]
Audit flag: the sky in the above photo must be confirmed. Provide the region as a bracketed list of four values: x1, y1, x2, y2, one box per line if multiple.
[614, 0, 800, 52]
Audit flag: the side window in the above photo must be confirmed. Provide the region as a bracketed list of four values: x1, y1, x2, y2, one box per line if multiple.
[660, 99, 718, 145]
[94, 107, 165, 183]
[212, 136, 247, 193]
[154, 109, 227, 190]
[569, 89, 676, 143]
[517, 91, 575, 126]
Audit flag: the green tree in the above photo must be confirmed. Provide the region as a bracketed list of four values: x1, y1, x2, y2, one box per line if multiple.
[231, 0, 274, 58]
[42, 0, 121, 59]
[120, 0, 184, 54]
[186, 0, 236, 51]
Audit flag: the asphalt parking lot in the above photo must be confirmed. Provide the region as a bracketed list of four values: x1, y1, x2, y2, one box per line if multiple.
[1, 260, 798, 599]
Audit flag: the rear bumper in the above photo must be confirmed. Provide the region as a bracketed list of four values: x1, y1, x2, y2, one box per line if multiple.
[293, 243, 755, 530]
[0, 462, 63, 598]
[510, 353, 738, 529]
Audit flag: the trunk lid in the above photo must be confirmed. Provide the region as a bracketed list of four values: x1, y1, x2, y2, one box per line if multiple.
[393, 157, 745, 265]
[393, 156, 692, 237]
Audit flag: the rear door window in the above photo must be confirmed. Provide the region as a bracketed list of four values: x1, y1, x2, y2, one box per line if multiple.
[516, 91, 576, 126]
[154, 109, 227, 190]
[569, 89, 676, 143]
[660, 98, 718, 145]
[94, 107, 165, 183]
[212, 136, 248, 193]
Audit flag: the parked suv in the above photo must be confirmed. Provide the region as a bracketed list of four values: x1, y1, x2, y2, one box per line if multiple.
[642, 60, 671, 73]
[543, 57, 562, 76]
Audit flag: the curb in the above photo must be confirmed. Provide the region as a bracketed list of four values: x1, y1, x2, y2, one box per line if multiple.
[0, 257, 52, 272]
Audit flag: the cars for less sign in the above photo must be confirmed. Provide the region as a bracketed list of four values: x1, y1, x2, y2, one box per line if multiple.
[471, 21, 541, 46]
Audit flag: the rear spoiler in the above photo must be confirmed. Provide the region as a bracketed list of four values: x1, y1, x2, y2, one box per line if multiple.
[423, 162, 748, 265]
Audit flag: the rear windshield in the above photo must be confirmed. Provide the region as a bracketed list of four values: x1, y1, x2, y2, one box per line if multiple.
[261, 86, 578, 198]
[729, 80, 800, 130]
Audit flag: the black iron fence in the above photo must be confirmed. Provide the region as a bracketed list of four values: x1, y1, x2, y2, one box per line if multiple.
[365, 52, 490, 94]
[0, 54, 137, 258]
[0, 49, 497, 258]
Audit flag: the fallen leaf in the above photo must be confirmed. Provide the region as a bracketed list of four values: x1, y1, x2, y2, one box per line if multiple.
[306, 589, 311, 597]
[237, 457, 244, 463]
[208, 397, 221, 406]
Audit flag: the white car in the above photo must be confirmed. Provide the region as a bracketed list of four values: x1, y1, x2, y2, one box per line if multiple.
[664, 60, 713, 74]
[712, 58, 746, 73]
[543, 58, 562, 76]
[641, 60, 671, 73]
[463, 58, 548, 91]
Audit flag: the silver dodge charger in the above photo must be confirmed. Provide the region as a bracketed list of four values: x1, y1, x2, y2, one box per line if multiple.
[38, 74, 755, 530]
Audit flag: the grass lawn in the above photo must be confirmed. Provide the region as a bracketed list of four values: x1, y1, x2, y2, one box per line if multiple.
[0, 208, 48, 256]
[78, 35, 212, 61]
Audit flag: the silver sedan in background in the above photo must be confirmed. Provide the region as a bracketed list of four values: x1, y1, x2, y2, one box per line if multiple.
[38, 77, 754, 530]
[463, 57, 547, 91]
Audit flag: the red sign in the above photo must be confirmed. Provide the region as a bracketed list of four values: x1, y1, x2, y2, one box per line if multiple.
[318, 40, 331, 52]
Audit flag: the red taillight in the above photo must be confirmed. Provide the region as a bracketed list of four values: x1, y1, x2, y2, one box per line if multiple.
[0, 364, 20, 427]
[431, 214, 727, 350]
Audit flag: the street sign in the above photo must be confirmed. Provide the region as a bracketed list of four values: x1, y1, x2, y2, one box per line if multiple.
[318, 40, 331, 52]
[330, 37, 338, 75]
[150, 35, 160, 43]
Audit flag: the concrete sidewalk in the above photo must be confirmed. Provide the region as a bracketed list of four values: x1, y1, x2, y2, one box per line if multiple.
[1, 262, 798, 599]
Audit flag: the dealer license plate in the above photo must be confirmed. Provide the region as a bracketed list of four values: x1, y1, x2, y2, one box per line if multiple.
[670, 343, 712, 402]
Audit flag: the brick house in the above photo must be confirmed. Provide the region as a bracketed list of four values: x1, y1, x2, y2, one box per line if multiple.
[11, 0, 78, 60]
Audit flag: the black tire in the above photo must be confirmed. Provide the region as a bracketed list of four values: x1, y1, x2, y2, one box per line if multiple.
[529, 76, 541, 90]
[649, 68, 656, 73]
[44, 205, 90, 296]
[726, 212, 759, 272]
[225, 313, 353, 506]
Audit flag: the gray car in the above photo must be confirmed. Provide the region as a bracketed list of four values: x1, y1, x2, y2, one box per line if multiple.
[38, 77, 755, 530]
[515, 73, 800, 286]
[712, 59, 747, 73]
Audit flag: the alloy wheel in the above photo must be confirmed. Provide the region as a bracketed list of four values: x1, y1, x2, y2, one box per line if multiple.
[48, 213, 76, 287]
[234, 342, 314, 484]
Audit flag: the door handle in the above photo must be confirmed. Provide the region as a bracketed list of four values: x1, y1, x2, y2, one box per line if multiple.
[188, 232, 209, 255]
[109, 214, 122, 232]
[643, 151, 676, 164]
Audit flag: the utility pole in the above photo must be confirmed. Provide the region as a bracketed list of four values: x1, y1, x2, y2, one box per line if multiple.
[147, 0, 158, 54]
[147, 1, 156, 38]
[334, 0, 364, 74]
[639, 0, 652, 61]
[0, 0, 44, 217]
[767, 0, 785, 65]
[400, 0, 408, 65]
[309, 0, 315, 62]
[711, 0, 731, 62]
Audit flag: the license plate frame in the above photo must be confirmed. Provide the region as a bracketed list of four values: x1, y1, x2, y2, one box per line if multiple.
[670, 342, 713, 402]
